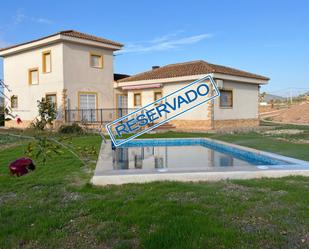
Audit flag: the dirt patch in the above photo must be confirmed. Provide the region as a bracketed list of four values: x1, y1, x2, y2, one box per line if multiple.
[263, 129, 305, 135]
[62, 192, 83, 204]
[271, 102, 309, 124]
[273, 137, 309, 144]
[166, 191, 201, 203]
[60, 218, 140, 249]
[0, 142, 24, 151]
[0, 192, 17, 205]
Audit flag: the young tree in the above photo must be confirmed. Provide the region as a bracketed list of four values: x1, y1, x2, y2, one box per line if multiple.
[32, 98, 57, 130]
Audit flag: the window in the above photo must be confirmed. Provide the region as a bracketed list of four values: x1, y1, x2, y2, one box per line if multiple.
[46, 93, 57, 108]
[154, 91, 163, 105]
[154, 91, 162, 101]
[11, 95, 18, 109]
[220, 89, 233, 108]
[133, 93, 141, 107]
[90, 53, 103, 68]
[42, 51, 51, 73]
[78, 92, 97, 121]
[28, 68, 39, 85]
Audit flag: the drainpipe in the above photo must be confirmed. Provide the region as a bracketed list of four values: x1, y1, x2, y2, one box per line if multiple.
[211, 99, 215, 129]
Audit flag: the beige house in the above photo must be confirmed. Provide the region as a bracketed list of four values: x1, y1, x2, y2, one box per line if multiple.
[115, 61, 269, 130]
[0, 30, 123, 127]
[0, 30, 269, 131]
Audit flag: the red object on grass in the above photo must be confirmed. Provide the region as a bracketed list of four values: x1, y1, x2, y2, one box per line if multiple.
[9, 158, 35, 177]
[16, 117, 22, 124]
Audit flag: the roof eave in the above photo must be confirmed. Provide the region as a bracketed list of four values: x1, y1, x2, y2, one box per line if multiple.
[0, 34, 62, 57]
[59, 35, 123, 51]
[117, 74, 209, 86]
[0, 34, 123, 57]
[117, 73, 269, 86]
[212, 73, 269, 84]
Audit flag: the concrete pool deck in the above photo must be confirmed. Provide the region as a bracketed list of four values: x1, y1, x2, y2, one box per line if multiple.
[91, 138, 309, 186]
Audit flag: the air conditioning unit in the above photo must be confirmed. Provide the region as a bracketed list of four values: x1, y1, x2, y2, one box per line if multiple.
[216, 79, 224, 89]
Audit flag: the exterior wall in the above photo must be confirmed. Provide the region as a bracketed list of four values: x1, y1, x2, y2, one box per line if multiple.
[3, 43, 64, 125]
[122, 78, 260, 131]
[126, 80, 210, 121]
[127, 88, 154, 108]
[213, 80, 259, 120]
[63, 42, 115, 110]
[3, 41, 116, 128]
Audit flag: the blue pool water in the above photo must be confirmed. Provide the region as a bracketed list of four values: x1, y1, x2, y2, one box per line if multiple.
[112, 139, 291, 170]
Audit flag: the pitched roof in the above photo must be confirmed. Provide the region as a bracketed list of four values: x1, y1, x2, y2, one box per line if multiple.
[59, 30, 123, 47]
[0, 30, 123, 52]
[118, 60, 269, 82]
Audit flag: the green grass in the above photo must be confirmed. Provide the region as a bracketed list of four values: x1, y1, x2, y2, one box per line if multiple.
[211, 132, 309, 161]
[1, 126, 309, 248]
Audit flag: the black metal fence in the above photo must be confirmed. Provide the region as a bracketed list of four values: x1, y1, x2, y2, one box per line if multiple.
[0, 111, 4, 126]
[0, 103, 4, 126]
[64, 108, 138, 124]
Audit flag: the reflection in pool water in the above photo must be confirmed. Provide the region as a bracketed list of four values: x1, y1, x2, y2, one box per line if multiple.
[112, 145, 264, 170]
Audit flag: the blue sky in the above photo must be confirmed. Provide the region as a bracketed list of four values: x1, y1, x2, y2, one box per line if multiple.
[0, 0, 308, 95]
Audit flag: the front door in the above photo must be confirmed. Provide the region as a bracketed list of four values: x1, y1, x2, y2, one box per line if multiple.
[79, 93, 97, 122]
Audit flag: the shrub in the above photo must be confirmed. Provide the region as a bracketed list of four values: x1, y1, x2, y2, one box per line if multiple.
[31, 98, 57, 130]
[58, 123, 84, 134]
[25, 136, 62, 166]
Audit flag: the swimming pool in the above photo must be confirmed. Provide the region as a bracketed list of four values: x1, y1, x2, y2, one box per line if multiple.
[92, 138, 309, 185]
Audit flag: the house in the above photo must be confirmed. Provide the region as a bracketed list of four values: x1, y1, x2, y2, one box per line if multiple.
[0, 30, 269, 131]
[115, 60, 269, 130]
[0, 30, 123, 128]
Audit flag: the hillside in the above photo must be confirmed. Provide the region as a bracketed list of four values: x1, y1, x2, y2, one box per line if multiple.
[264, 94, 285, 102]
[271, 102, 309, 124]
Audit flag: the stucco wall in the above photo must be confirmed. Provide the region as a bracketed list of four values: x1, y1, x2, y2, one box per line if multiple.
[3, 43, 64, 122]
[213, 80, 259, 120]
[63, 42, 114, 110]
[126, 80, 210, 120]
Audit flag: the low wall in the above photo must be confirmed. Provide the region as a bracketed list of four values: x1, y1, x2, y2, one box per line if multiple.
[170, 120, 212, 131]
[214, 119, 259, 129]
[5, 118, 260, 132]
[4, 120, 65, 129]
[170, 118, 259, 131]
[5, 120, 32, 129]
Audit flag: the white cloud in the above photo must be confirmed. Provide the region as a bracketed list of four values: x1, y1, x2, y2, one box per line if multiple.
[13, 9, 53, 25]
[146, 30, 185, 44]
[14, 9, 26, 24]
[119, 32, 213, 54]
[0, 9, 53, 49]
[34, 18, 53, 24]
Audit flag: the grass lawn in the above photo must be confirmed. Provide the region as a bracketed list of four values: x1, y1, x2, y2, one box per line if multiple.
[1, 124, 309, 249]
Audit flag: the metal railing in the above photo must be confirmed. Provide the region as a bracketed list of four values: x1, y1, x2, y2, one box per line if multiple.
[0, 111, 4, 126]
[64, 108, 138, 124]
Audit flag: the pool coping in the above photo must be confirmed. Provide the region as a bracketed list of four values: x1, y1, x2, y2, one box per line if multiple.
[91, 138, 309, 185]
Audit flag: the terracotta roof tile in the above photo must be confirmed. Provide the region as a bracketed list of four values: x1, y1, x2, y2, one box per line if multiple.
[59, 30, 123, 47]
[118, 60, 269, 82]
[0, 30, 123, 52]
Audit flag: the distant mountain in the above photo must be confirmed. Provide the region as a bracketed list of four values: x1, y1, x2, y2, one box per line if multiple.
[298, 91, 309, 97]
[264, 94, 285, 102]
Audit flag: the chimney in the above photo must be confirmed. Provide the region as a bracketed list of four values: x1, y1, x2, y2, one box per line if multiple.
[152, 66, 160, 70]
